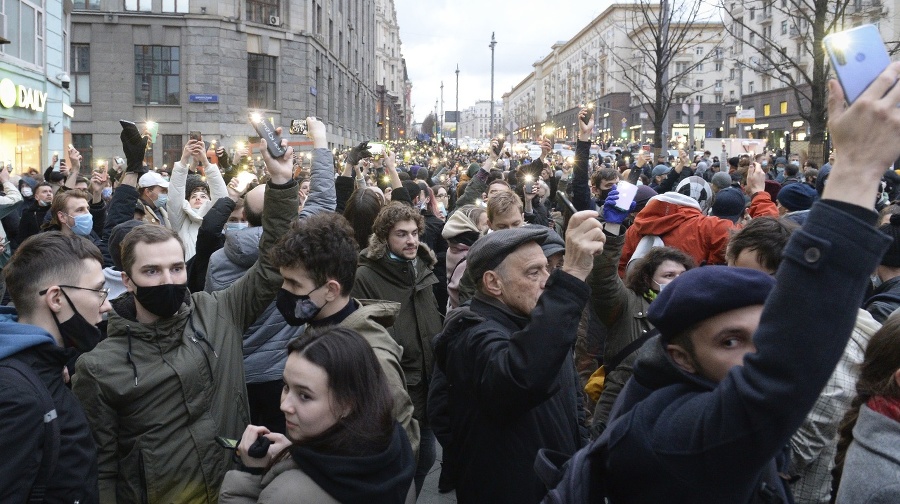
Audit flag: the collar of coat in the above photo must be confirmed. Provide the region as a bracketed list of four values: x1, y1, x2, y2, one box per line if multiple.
[107, 291, 193, 351]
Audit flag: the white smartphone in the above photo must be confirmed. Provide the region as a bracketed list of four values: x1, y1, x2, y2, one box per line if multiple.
[614, 181, 639, 212]
[824, 24, 891, 104]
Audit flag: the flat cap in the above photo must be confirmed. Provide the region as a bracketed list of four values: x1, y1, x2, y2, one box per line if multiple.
[524, 224, 565, 258]
[467, 226, 549, 283]
[777, 183, 816, 212]
[648, 266, 775, 342]
[711, 187, 746, 223]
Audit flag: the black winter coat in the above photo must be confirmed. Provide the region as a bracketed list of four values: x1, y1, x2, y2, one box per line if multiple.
[421, 209, 448, 315]
[864, 275, 900, 324]
[0, 341, 99, 503]
[16, 199, 50, 248]
[431, 270, 589, 503]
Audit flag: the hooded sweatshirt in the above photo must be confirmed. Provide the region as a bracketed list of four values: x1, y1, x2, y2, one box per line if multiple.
[441, 210, 482, 311]
[219, 423, 415, 504]
[0, 308, 100, 503]
[618, 191, 778, 277]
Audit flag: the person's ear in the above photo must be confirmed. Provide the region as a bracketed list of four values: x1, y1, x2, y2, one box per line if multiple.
[666, 343, 697, 374]
[324, 279, 341, 302]
[482, 270, 503, 297]
[893, 368, 900, 389]
[42, 286, 64, 314]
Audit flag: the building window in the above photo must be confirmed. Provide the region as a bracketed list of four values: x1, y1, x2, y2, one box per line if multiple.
[72, 134, 93, 171]
[695, 47, 703, 55]
[248, 53, 277, 110]
[247, 0, 279, 24]
[162, 135, 183, 168]
[696, 80, 704, 87]
[162, 0, 189, 13]
[124, 0, 152, 11]
[763, 104, 771, 116]
[780, 101, 788, 114]
[71, 44, 91, 104]
[781, 21, 788, 35]
[748, 81, 755, 93]
[2, 0, 45, 66]
[134, 45, 181, 105]
[72, 0, 100, 8]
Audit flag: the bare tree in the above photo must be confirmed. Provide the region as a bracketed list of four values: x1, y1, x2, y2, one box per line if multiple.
[599, 0, 722, 149]
[719, 0, 883, 163]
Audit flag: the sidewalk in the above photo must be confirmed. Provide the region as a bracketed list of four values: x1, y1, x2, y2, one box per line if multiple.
[419, 442, 456, 504]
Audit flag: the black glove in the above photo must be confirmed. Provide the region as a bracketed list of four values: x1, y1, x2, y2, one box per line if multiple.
[119, 120, 148, 176]
[346, 141, 372, 167]
[247, 435, 272, 458]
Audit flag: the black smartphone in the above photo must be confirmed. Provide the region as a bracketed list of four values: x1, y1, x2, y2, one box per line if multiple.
[492, 139, 503, 157]
[189, 131, 202, 142]
[251, 116, 287, 158]
[215, 436, 238, 449]
[581, 106, 593, 125]
[290, 119, 308, 135]
[558, 191, 577, 214]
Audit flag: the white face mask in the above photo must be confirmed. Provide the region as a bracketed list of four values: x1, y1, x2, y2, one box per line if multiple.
[21, 187, 33, 198]
[653, 280, 670, 293]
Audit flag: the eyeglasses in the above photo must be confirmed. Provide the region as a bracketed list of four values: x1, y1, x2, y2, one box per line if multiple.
[39, 285, 110, 306]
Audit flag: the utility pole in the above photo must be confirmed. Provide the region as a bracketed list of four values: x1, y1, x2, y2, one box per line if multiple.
[455, 65, 460, 147]
[434, 99, 438, 140]
[489, 32, 497, 138]
[440, 81, 444, 143]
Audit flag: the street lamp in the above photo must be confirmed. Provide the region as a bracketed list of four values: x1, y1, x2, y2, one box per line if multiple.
[489, 32, 497, 138]
[455, 65, 460, 147]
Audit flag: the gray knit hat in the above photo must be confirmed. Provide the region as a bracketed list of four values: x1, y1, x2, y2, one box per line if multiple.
[467, 226, 549, 283]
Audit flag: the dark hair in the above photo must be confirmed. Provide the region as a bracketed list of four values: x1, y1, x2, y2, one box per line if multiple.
[784, 164, 800, 177]
[591, 167, 619, 190]
[372, 202, 424, 243]
[270, 213, 359, 295]
[120, 224, 184, 276]
[75, 176, 90, 187]
[283, 326, 394, 457]
[343, 188, 384, 247]
[726, 217, 799, 273]
[625, 246, 695, 296]
[5, 232, 103, 317]
[244, 191, 264, 228]
[832, 314, 900, 501]
[34, 181, 52, 194]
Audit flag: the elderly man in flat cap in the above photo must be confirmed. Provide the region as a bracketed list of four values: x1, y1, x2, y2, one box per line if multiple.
[430, 211, 605, 503]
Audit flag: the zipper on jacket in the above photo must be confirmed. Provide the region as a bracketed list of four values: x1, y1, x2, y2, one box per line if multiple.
[188, 318, 216, 380]
[138, 451, 149, 504]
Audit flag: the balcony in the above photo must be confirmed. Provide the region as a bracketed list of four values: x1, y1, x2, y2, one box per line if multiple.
[789, 26, 803, 39]
[759, 10, 773, 24]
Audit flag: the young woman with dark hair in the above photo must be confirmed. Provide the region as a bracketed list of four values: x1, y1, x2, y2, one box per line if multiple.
[831, 314, 900, 503]
[220, 326, 416, 503]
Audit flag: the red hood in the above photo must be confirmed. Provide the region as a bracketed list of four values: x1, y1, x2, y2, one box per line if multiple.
[630, 196, 703, 238]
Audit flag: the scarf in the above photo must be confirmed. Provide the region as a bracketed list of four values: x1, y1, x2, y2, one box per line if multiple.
[867, 395, 900, 424]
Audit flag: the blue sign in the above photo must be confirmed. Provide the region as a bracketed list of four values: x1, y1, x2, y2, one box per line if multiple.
[189, 94, 219, 103]
[310, 86, 317, 97]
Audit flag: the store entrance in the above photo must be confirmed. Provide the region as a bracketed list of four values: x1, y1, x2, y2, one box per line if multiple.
[0, 123, 42, 175]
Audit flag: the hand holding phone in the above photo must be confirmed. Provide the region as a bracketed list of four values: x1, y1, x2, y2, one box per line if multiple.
[580, 104, 594, 126]
[250, 115, 287, 159]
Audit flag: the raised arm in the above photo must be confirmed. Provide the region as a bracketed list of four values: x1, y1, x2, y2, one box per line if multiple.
[298, 118, 336, 219]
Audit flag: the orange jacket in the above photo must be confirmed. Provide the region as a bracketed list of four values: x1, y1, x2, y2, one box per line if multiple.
[618, 191, 778, 277]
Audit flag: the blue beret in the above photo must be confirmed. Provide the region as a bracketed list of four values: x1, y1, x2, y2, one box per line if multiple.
[777, 183, 817, 212]
[648, 266, 775, 342]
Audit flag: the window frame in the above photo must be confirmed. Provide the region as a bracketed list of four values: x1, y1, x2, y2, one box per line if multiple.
[71, 43, 91, 104]
[247, 53, 277, 110]
[134, 45, 181, 105]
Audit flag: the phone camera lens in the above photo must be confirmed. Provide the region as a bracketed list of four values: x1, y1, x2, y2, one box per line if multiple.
[855, 52, 866, 62]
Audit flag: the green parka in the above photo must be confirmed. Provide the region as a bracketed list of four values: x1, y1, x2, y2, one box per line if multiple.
[72, 180, 298, 503]
[352, 238, 443, 425]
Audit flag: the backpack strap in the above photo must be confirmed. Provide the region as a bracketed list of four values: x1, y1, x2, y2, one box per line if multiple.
[604, 328, 659, 373]
[0, 358, 60, 504]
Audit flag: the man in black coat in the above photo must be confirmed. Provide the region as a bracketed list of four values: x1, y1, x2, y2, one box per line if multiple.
[431, 213, 604, 503]
[0, 232, 111, 502]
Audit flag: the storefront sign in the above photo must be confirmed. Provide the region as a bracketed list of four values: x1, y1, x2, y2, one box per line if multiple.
[0, 78, 47, 112]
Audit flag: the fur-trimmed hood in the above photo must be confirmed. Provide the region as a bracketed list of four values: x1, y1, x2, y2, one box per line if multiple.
[361, 233, 438, 269]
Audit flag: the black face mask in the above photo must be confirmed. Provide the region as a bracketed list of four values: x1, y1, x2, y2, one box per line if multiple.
[53, 290, 103, 352]
[130, 280, 188, 319]
[276, 287, 325, 326]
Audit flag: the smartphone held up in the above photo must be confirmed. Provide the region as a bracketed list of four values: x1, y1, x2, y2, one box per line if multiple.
[824, 24, 891, 104]
[250, 113, 287, 159]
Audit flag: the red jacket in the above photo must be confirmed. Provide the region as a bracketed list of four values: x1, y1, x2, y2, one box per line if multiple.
[618, 191, 778, 277]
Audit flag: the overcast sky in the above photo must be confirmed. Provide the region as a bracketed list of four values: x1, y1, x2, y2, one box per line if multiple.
[394, 0, 612, 124]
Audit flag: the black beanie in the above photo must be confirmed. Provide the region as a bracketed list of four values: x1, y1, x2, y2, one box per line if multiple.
[879, 214, 900, 267]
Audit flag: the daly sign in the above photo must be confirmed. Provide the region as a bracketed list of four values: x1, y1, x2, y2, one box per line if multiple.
[0, 78, 47, 113]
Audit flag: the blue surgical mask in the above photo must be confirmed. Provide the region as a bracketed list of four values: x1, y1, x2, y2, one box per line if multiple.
[224, 222, 248, 232]
[761, 161, 768, 168]
[155, 194, 168, 208]
[69, 213, 93, 236]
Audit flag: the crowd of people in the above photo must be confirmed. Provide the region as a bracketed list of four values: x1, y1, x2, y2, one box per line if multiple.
[3, 66, 900, 504]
